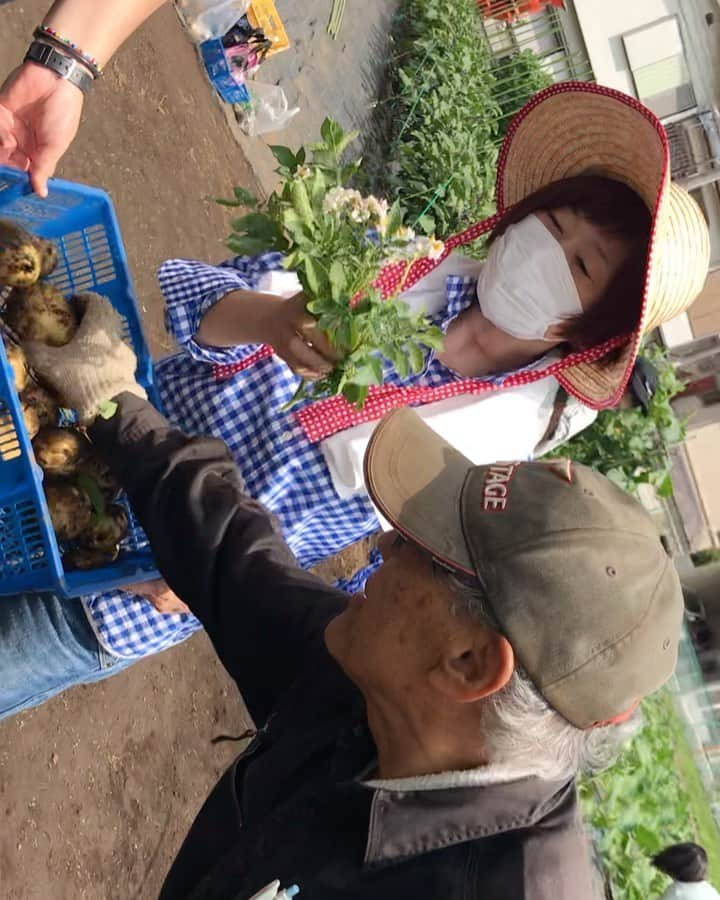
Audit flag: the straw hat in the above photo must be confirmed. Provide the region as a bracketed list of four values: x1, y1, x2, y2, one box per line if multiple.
[496, 81, 710, 408]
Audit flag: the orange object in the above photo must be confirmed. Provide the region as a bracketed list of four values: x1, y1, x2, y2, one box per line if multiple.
[247, 0, 291, 56]
[480, 0, 565, 22]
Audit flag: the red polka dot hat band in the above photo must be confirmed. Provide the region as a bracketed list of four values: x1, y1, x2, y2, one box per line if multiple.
[217, 82, 711, 444]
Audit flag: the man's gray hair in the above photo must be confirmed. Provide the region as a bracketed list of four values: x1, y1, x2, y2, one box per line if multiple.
[444, 572, 638, 783]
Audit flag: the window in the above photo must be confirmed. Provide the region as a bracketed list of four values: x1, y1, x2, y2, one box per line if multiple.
[623, 16, 695, 119]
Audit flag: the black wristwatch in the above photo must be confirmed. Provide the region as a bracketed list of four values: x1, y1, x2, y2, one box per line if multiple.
[24, 40, 94, 94]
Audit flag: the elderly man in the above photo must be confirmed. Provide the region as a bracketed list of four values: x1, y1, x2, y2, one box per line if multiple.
[25, 297, 682, 900]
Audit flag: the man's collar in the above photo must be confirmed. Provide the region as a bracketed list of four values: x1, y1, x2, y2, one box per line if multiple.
[359, 775, 576, 866]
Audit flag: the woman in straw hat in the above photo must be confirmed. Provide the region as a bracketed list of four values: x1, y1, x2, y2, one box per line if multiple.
[0, 82, 710, 718]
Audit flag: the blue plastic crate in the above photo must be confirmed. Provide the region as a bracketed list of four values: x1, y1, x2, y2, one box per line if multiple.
[0, 167, 160, 598]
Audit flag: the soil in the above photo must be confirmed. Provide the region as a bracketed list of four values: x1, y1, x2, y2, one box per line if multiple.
[0, 3, 371, 897]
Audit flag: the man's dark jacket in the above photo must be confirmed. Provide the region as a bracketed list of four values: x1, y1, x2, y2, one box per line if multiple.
[92, 394, 599, 900]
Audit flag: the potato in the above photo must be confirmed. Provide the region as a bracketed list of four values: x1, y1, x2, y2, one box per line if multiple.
[22, 404, 40, 439]
[79, 504, 129, 552]
[21, 381, 59, 429]
[0, 219, 42, 287]
[4, 342, 28, 392]
[3, 282, 78, 347]
[45, 481, 92, 542]
[64, 544, 119, 571]
[30, 235, 59, 277]
[32, 426, 89, 476]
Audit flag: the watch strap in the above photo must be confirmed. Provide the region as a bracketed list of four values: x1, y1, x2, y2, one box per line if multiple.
[24, 41, 94, 94]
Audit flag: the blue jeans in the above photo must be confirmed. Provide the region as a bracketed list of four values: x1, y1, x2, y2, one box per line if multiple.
[0, 592, 133, 720]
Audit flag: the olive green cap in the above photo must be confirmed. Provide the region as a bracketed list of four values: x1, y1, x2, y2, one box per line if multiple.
[364, 408, 683, 729]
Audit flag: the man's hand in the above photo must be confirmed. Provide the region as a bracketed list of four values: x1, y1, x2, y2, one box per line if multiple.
[24, 292, 146, 421]
[266, 292, 338, 380]
[0, 63, 84, 197]
[126, 578, 191, 614]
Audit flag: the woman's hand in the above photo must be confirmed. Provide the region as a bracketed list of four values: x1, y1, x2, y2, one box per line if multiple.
[0, 63, 84, 197]
[126, 578, 191, 615]
[266, 292, 339, 380]
[198, 289, 339, 381]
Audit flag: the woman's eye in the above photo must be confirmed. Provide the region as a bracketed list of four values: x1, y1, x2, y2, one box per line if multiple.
[577, 257, 590, 279]
[549, 212, 562, 233]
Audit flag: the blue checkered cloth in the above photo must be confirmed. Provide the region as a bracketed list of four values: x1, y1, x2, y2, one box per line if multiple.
[81, 254, 489, 658]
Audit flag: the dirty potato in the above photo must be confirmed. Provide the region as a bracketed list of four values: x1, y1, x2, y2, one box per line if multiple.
[79, 504, 129, 552]
[0, 219, 42, 287]
[64, 544, 120, 570]
[4, 341, 28, 392]
[32, 426, 89, 476]
[30, 235, 59, 277]
[21, 404, 41, 439]
[21, 381, 59, 429]
[3, 282, 78, 346]
[45, 481, 92, 542]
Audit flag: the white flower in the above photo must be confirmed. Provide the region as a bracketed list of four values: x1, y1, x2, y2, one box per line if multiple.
[364, 196, 389, 221]
[427, 238, 444, 260]
[350, 206, 369, 224]
[395, 226, 415, 242]
[323, 186, 348, 214]
[410, 235, 445, 260]
[296, 165, 312, 178]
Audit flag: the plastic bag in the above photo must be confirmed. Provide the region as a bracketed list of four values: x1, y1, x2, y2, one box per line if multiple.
[237, 81, 300, 136]
[177, 0, 251, 42]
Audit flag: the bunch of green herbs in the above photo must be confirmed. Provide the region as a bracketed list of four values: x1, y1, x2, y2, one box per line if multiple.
[218, 119, 444, 408]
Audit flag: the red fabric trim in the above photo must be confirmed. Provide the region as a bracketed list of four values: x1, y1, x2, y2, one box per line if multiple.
[214, 344, 274, 382]
[586, 699, 640, 730]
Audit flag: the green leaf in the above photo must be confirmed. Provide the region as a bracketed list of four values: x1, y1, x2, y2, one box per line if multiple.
[213, 196, 242, 208]
[231, 212, 279, 243]
[415, 214, 436, 234]
[227, 235, 274, 256]
[342, 383, 370, 407]
[76, 473, 106, 518]
[234, 185, 258, 207]
[295, 147, 306, 167]
[656, 472, 674, 498]
[269, 144, 299, 171]
[328, 259, 347, 302]
[386, 200, 403, 238]
[351, 359, 384, 386]
[320, 118, 344, 152]
[291, 179, 315, 225]
[408, 343, 427, 373]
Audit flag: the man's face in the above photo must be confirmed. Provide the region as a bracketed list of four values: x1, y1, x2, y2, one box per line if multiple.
[325, 532, 474, 702]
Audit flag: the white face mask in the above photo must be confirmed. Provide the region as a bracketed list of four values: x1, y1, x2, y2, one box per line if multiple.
[476, 214, 583, 342]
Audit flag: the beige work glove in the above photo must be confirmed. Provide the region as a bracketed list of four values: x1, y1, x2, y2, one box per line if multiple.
[25, 292, 146, 423]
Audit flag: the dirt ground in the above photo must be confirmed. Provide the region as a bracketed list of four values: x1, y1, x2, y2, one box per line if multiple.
[0, 3, 371, 898]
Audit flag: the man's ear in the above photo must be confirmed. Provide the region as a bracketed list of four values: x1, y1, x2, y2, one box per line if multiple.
[429, 629, 514, 703]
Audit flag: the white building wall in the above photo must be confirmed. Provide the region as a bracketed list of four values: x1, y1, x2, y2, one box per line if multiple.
[571, 0, 676, 94]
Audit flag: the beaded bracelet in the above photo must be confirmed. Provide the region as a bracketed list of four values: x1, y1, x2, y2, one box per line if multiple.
[34, 25, 103, 78]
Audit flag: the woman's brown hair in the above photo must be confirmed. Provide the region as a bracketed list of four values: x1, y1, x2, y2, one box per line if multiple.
[490, 175, 652, 365]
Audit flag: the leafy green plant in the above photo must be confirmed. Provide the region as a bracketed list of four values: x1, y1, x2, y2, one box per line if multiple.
[218, 119, 444, 408]
[691, 548, 720, 567]
[373, 0, 501, 240]
[547, 346, 686, 497]
[581, 691, 720, 898]
[489, 50, 553, 135]
[367, 0, 556, 250]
